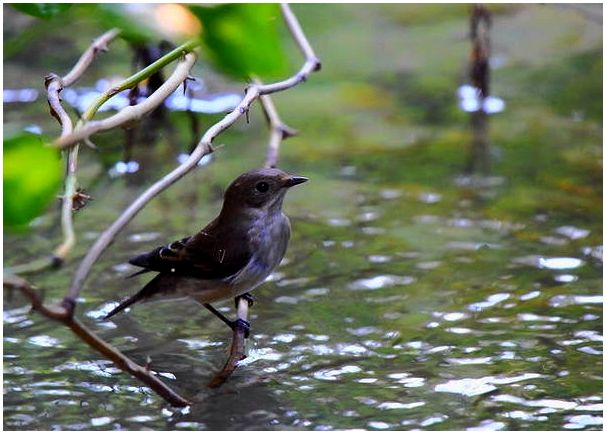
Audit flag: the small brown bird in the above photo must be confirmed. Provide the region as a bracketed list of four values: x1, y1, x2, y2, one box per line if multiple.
[104, 167, 308, 335]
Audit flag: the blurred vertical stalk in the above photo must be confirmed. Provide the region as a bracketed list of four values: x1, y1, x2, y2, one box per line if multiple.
[466, 4, 492, 175]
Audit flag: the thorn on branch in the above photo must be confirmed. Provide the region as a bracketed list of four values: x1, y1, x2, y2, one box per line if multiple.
[83, 138, 98, 150]
[280, 125, 298, 140]
[209, 143, 225, 154]
[93, 43, 110, 54]
[312, 58, 322, 71]
[239, 106, 250, 124]
[183, 75, 196, 95]
[297, 73, 307, 83]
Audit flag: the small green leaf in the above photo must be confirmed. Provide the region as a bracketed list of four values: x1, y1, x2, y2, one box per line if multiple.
[12, 3, 72, 19]
[4, 133, 63, 230]
[190, 3, 288, 79]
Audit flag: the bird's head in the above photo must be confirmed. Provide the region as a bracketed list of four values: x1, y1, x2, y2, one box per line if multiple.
[222, 168, 308, 215]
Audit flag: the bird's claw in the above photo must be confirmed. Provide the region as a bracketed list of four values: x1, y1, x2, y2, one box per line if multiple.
[235, 293, 255, 308]
[231, 318, 251, 338]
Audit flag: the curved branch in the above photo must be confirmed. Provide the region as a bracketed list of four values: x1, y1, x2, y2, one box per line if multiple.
[79, 39, 200, 121]
[208, 298, 250, 388]
[10, 29, 121, 275]
[55, 53, 197, 149]
[255, 78, 298, 168]
[68, 3, 320, 301]
[62, 29, 122, 87]
[3, 276, 191, 407]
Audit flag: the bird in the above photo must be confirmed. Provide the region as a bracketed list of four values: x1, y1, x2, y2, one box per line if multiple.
[103, 167, 308, 336]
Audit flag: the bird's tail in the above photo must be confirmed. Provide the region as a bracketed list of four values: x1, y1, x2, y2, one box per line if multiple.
[103, 273, 168, 320]
[104, 292, 143, 320]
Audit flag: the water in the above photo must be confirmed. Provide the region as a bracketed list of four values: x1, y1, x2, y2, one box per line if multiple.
[3, 3, 603, 431]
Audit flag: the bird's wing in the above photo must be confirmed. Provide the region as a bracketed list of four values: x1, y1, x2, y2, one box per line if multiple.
[128, 220, 251, 280]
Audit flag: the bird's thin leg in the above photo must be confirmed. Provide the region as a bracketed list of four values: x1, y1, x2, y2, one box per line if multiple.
[234, 292, 255, 308]
[203, 303, 233, 328]
[203, 303, 251, 338]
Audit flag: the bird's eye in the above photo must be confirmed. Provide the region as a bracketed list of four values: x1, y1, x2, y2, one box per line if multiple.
[255, 181, 269, 193]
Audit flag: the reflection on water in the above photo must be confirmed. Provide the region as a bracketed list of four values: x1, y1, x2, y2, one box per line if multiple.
[3, 82, 241, 114]
[4, 172, 602, 429]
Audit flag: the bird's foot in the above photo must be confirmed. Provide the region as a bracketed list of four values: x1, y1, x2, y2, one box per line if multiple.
[235, 293, 255, 308]
[231, 318, 251, 338]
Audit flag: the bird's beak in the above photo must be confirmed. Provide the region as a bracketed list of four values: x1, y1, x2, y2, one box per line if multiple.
[284, 175, 309, 188]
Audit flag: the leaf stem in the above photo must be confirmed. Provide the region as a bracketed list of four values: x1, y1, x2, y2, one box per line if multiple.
[82, 39, 201, 121]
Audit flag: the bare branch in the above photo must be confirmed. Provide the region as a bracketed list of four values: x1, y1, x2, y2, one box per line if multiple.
[53, 147, 79, 262]
[62, 29, 122, 87]
[77, 39, 201, 122]
[45, 73, 74, 137]
[3, 276, 191, 407]
[54, 53, 197, 149]
[68, 3, 320, 302]
[256, 78, 298, 168]
[11, 29, 121, 275]
[280, 3, 320, 69]
[210, 72, 302, 387]
[208, 298, 250, 388]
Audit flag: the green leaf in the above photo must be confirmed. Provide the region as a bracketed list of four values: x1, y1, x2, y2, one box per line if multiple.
[12, 3, 72, 20]
[4, 133, 63, 230]
[92, 4, 155, 44]
[190, 3, 288, 79]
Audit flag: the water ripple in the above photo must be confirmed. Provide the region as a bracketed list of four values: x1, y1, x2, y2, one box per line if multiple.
[435, 373, 542, 397]
[348, 275, 415, 291]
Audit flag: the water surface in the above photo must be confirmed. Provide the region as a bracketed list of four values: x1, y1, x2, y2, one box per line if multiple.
[4, 4, 603, 430]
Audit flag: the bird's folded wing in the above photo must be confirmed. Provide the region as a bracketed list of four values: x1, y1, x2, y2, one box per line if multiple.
[128, 230, 251, 280]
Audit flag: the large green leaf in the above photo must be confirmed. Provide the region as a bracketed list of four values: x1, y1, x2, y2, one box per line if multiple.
[11, 3, 72, 19]
[190, 3, 288, 79]
[92, 4, 155, 44]
[4, 133, 62, 230]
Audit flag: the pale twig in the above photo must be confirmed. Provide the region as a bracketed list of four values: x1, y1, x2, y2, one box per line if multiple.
[68, 3, 320, 303]
[256, 78, 298, 168]
[211, 5, 316, 387]
[3, 276, 191, 407]
[54, 29, 122, 262]
[78, 39, 200, 123]
[9, 29, 121, 275]
[54, 53, 197, 149]
[62, 29, 122, 87]
[208, 299, 250, 388]
[209, 83, 299, 387]
[7, 33, 200, 408]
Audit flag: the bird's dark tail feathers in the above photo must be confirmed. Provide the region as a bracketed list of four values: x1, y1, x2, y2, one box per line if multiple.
[104, 293, 143, 320]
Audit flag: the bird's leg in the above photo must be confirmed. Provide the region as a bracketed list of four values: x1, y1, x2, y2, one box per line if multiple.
[235, 292, 255, 308]
[203, 303, 251, 338]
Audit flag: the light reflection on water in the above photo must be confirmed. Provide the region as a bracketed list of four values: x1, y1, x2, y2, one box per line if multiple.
[7, 185, 602, 430]
[4, 13, 603, 433]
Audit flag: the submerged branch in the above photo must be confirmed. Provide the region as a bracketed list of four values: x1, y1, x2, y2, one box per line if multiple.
[3, 276, 191, 407]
